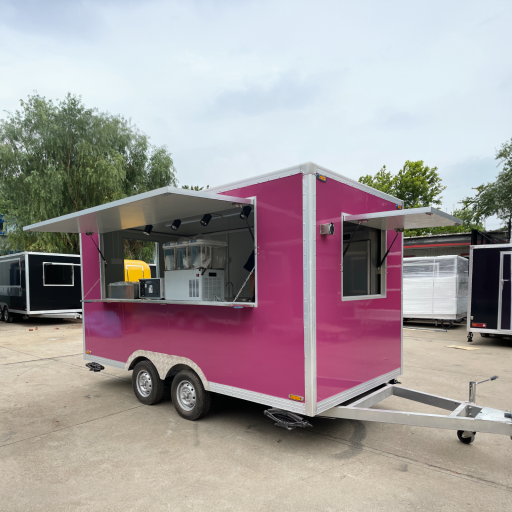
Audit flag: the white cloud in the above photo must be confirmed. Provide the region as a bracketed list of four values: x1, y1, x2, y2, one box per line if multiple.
[0, 0, 511, 203]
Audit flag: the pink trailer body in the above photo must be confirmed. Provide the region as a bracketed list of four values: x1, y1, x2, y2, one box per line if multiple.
[82, 173, 307, 407]
[315, 175, 402, 411]
[27, 162, 459, 418]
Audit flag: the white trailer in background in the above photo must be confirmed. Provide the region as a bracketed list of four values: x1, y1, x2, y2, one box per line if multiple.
[403, 255, 468, 327]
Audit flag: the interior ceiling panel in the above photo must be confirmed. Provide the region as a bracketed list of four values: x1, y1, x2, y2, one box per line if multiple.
[24, 187, 252, 234]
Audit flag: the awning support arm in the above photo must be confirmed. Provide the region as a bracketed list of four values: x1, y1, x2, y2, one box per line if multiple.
[343, 221, 364, 257]
[378, 228, 403, 268]
[86, 232, 107, 267]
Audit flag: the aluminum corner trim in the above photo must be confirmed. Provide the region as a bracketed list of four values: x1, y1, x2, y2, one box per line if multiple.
[300, 161, 317, 176]
[303, 172, 317, 416]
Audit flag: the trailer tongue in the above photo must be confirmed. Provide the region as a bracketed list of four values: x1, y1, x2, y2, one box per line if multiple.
[315, 378, 512, 443]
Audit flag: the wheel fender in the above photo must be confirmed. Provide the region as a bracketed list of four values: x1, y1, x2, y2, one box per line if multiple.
[125, 350, 210, 391]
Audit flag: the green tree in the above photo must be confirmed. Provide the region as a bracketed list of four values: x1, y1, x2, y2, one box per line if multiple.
[359, 160, 446, 209]
[462, 139, 512, 240]
[359, 160, 466, 235]
[0, 93, 177, 254]
[124, 239, 156, 263]
[181, 185, 209, 191]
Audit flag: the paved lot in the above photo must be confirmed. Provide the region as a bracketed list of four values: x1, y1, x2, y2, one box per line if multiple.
[1, 319, 511, 511]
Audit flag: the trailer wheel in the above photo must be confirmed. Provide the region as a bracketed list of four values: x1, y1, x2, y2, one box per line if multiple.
[171, 370, 211, 421]
[132, 361, 164, 405]
[3, 307, 13, 323]
[457, 430, 476, 444]
[480, 333, 489, 338]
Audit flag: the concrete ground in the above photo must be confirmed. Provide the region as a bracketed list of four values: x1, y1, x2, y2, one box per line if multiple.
[1, 319, 511, 512]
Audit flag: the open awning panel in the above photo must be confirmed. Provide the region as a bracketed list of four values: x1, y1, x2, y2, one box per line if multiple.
[24, 187, 253, 234]
[344, 207, 462, 231]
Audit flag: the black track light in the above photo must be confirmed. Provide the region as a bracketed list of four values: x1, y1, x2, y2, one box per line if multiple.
[240, 205, 252, 220]
[200, 214, 212, 227]
[143, 225, 153, 235]
[170, 219, 181, 231]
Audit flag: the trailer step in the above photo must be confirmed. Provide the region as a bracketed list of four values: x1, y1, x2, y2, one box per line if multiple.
[85, 362, 105, 373]
[264, 409, 312, 431]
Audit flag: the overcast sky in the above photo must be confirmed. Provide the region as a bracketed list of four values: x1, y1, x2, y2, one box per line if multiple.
[1, 0, 511, 228]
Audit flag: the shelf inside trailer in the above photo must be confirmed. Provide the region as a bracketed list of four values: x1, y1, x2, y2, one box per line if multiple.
[82, 299, 255, 308]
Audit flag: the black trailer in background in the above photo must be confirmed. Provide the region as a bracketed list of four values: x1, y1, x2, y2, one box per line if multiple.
[467, 244, 512, 342]
[0, 252, 81, 322]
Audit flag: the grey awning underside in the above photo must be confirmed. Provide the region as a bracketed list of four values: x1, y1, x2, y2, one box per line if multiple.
[24, 187, 252, 234]
[344, 207, 461, 231]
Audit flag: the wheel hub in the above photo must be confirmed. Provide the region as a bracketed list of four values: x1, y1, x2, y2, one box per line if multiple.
[177, 380, 196, 411]
[136, 370, 153, 397]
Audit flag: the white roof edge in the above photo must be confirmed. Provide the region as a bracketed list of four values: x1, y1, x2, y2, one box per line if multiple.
[471, 243, 512, 250]
[208, 164, 304, 192]
[314, 164, 404, 205]
[23, 186, 252, 232]
[209, 161, 404, 205]
[404, 255, 467, 261]
[0, 252, 80, 259]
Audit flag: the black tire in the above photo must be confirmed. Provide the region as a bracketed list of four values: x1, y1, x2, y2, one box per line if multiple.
[171, 370, 211, 421]
[3, 307, 13, 323]
[457, 430, 476, 444]
[132, 360, 164, 405]
[480, 333, 489, 338]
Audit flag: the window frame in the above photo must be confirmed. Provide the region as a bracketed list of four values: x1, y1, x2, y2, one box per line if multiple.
[0, 257, 22, 288]
[43, 262, 77, 287]
[341, 213, 387, 302]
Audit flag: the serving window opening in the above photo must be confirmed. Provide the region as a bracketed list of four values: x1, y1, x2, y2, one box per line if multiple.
[100, 201, 256, 306]
[43, 262, 75, 286]
[342, 221, 385, 299]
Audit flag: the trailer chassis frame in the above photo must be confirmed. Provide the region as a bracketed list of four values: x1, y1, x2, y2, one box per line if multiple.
[317, 383, 512, 438]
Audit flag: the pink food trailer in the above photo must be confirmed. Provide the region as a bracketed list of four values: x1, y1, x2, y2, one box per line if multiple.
[25, 162, 512, 444]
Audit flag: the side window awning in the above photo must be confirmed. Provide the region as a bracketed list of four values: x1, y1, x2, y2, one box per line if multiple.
[344, 207, 462, 231]
[23, 187, 253, 234]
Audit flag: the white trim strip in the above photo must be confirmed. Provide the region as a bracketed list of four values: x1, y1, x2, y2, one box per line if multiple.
[0, 252, 80, 260]
[29, 309, 82, 314]
[209, 382, 306, 414]
[471, 243, 512, 250]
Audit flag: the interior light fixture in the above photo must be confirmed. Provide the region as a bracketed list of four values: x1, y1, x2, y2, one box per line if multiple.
[200, 214, 212, 227]
[240, 205, 252, 220]
[170, 219, 181, 231]
[143, 225, 153, 235]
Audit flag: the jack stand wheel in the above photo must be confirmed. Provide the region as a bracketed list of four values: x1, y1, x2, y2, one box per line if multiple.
[467, 332, 473, 343]
[457, 430, 476, 444]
